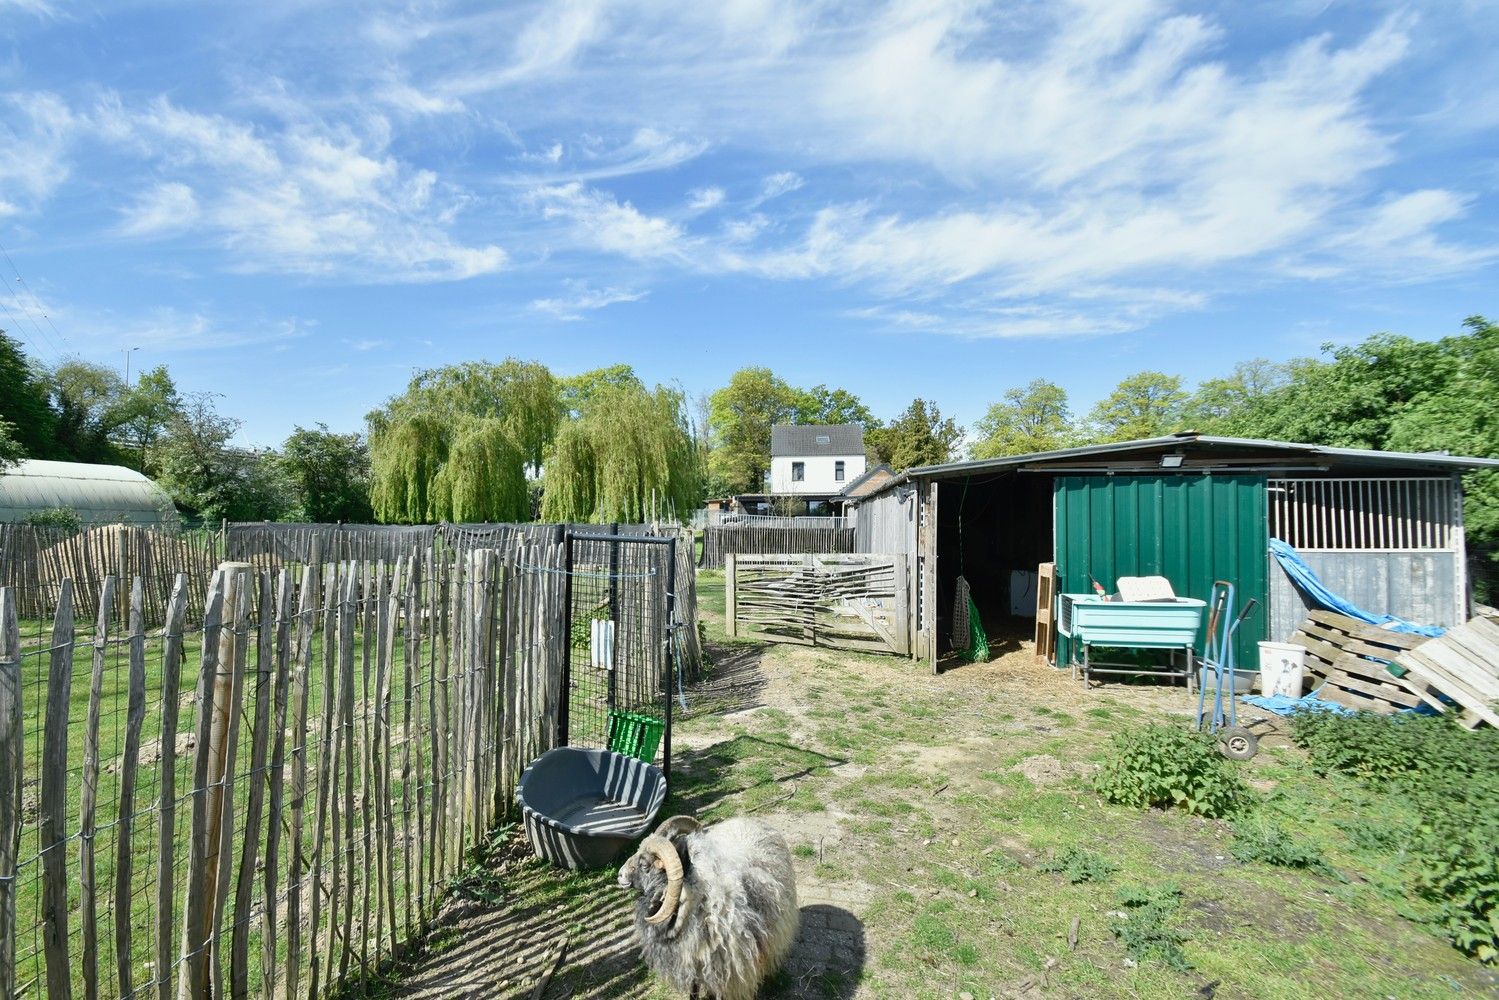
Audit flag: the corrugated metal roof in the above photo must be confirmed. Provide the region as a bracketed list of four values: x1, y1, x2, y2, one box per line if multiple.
[770, 424, 864, 456]
[853, 433, 1499, 502]
[0, 459, 177, 524]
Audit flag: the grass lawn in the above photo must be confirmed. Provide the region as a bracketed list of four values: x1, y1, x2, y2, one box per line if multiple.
[384, 571, 1499, 998]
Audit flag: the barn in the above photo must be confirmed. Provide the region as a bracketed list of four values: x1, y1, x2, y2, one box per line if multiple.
[0, 459, 177, 526]
[846, 433, 1499, 671]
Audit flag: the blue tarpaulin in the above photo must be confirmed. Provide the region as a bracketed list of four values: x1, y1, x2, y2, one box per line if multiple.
[1269, 539, 1446, 638]
[1242, 691, 1354, 716]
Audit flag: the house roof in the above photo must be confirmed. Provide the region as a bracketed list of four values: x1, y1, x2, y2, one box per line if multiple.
[851, 432, 1499, 502]
[0, 459, 177, 524]
[839, 463, 896, 498]
[771, 424, 864, 457]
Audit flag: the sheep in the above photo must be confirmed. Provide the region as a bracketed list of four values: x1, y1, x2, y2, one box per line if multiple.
[617, 814, 800, 1000]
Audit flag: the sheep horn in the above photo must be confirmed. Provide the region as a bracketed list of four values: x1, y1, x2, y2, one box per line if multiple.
[653, 815, 702, 840]
[639, 835, 684, 926]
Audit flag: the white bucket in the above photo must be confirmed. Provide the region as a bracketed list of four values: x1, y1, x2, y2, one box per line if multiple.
[1258, 641, 1307, 697]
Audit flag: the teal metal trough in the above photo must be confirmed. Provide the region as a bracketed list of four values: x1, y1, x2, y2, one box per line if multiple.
[1058, 594, 1207, 686]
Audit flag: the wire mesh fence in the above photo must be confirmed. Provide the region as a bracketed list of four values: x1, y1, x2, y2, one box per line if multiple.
[0, 526, 699, 999]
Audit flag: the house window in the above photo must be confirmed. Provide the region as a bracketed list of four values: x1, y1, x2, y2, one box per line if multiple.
[835, 460, 845, 481]
[816, 434, 831, 445]
[792, 462, 805, 482]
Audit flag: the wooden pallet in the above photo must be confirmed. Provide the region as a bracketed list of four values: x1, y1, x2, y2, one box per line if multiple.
[1289, 611, 1431, 714]
[1035, 562, 1056, 665]
[1393, 616, 1499, 729]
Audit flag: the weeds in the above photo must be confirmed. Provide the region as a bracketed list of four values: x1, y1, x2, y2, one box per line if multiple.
[1039, 846, 1117, 884]
[1229, 817, 1338, 878]
[1110, 883, 1192, 971]
[1094, 723, 1249, 818]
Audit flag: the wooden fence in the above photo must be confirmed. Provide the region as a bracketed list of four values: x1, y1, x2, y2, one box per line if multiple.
[699, 523, 855, 570]
[725, 553, 911, 655]
[0, 530, 698, 1000]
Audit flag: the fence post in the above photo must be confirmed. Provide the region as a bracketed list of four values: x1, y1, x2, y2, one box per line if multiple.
[0, 588, 20, 1000]
[725, 553, 737, 638]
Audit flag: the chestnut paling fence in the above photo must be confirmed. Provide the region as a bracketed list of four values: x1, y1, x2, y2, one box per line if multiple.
[0, 532, 698, 999]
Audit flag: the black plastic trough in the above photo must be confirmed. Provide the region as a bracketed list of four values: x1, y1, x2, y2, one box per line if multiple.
[517, 747, 667, 870]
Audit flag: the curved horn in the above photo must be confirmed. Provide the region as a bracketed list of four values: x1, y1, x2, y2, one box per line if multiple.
[639, 835, 684, 926]
[652, 815, 702, 840]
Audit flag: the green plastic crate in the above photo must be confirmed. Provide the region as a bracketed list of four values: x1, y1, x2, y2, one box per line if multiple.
[607, 709, 664, 763]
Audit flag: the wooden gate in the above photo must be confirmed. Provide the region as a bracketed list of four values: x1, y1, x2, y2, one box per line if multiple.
[726, 553, 910, 655]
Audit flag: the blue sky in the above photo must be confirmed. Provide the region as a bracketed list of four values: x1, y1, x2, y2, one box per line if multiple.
[1, 0, 1495, 449]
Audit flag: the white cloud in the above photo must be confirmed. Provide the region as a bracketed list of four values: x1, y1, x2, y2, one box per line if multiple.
[530, 282, 647, 320]
[117, 182, 198, 236]
[687, 186, 725, 212]
[531, 182, 688, 260]
[92, 96, 506, 281]
[0, 93, 76, 209]
[756, 171, 803, 203]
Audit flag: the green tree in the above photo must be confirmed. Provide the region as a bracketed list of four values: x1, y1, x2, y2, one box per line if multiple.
[109, 366, 181, 472]
[367, 359, 561, 523]
[1087, 372, 1188, 442]
[279, 424, 373, 522]
[1182, 360, 1289, 433]
[541, 382, 700, 522]
[48, 358, 126, 463]
[560, 364, 643, 416]
[971, 379, 1074, 458]
[0, 418, 23, 468]
[866, 398, 962, 469]
[794, 384, 877, 428]
[706, 367, 802, 494]
[0, 330, 58, 458]
[155, 392, 290, 521]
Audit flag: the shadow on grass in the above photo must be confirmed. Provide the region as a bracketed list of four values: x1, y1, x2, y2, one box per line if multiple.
[667, 734, 846, 820]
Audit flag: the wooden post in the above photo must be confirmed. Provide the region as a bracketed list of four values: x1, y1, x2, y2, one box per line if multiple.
[80, 575, 116, 1000]
[231, 572, 274, 1000]
[114, 578, 148, 999]
[284, 561, 316, 1000]
[40, 579, 75, 1000]
[155, 575, 189, 1000]
[725, 553, 737, 638]
[208, 565, 252, 1000]
[0, 588, 21, 1000]
[179, 571, 225, 1000]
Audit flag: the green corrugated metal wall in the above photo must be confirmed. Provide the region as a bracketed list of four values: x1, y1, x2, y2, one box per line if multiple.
[1053, 475, 1269, 669]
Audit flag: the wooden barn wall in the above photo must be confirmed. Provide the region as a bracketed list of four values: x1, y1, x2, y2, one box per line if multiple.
[852, 489, 917, 556]
[1268, 550, 1461, 641]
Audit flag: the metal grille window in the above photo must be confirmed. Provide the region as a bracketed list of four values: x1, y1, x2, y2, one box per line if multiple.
[1268, 477, 1456, 551]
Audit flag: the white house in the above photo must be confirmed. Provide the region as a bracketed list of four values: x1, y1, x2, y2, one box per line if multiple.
[769, 424, 867, 496]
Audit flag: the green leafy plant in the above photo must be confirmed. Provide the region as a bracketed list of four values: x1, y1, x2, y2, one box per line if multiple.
[23, 505, 82, 533]
[1039, 846, 1117, 884]
[1290, 710, 1499, 962]
[1230, 818, 1338, 878]
[1093, 723, 1249, 818]
[1111, 883, 1191, 970]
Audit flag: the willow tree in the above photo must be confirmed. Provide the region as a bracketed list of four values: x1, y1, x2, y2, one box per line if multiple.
[368, 359, 561, 523]
[541, 383, 701, 523]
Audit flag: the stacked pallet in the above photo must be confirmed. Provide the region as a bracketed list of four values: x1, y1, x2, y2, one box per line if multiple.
[1290, 609, 1499, 728]
[1289, 611, 1429, 714]
[1393, 618, 1499, 729]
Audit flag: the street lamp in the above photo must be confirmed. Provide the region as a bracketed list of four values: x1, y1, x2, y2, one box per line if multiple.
[123, 346, 140, 388]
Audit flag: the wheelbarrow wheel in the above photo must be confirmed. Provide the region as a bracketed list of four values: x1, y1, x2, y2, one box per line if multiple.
[1217, 726, 1258, 760]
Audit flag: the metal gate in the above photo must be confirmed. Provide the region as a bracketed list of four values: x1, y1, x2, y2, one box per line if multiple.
[725, 553, 911, 655]
[560, 532, 679, 776]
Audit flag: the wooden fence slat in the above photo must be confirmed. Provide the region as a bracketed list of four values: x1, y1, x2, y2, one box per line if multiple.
[40, 578, 76, 1000]
[179, 571, 225, 1000]
[400, 553, 419, 937]
[306, 562, 339, 1000]
[79, 575, 115, 1000]
[284, 560, 316, 1000]
[337, 565, 357, 985]
[259, 569, 293, 999]
[0, 588, 22, 1000]
[155, 575, 189, 1000]
[114, 578, 148, 998]
[209, 572, 251, 1000]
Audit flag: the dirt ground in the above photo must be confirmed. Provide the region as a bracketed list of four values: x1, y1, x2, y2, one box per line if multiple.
[387, 587, 1498, 1000]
